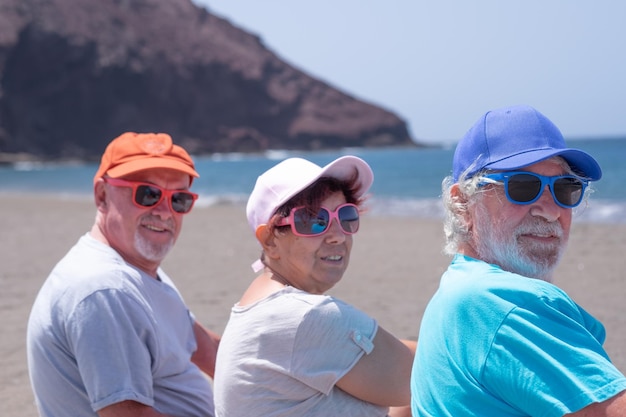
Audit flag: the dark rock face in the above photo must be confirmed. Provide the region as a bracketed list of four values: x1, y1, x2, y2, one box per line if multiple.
[0, 0, 416, 161]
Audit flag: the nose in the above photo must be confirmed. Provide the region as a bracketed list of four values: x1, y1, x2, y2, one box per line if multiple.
[529, 185, 561, 221]
[150, 195, 175, 218]
[324, 218, 347, 243]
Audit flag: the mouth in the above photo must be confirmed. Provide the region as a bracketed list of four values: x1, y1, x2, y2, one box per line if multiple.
[518, 232, 561, 247]
[322, 255, 343, 262]
[143, 223, 170, 233]
[517, 221, 563, 242]
[522, 232, 556, 238]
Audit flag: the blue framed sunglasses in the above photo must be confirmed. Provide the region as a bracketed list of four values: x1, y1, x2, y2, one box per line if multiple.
[480, 171, 588, 208]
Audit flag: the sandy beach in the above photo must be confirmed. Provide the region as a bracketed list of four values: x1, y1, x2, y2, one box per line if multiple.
[1, 194, 624, 416]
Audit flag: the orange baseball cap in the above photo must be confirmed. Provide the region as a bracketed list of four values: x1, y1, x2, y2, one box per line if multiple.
[93, 132, 199, 184]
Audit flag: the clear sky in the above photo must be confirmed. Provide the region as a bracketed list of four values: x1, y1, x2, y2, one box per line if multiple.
[194, 1, 626, 145]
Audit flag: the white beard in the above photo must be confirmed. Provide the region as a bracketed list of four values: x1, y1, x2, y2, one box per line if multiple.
[134, 232, 173, 263]
[472, 206, 566, 282]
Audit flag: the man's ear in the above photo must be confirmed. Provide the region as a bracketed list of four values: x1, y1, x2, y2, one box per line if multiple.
[450, 183, 464, 203]
[94, 179, 108, 212]
[255, 225, 279, 259]
[450, 183, 472, 230]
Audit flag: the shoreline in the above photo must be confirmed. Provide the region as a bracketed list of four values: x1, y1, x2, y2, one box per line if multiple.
[1, 191, 624, 225]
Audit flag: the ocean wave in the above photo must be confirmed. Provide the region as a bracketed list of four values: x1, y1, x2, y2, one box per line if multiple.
[366, 197, 625, 224]
[194, 195, 625, 224]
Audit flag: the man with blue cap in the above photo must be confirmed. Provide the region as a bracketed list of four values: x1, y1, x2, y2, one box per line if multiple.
[411, 105, 626, 416]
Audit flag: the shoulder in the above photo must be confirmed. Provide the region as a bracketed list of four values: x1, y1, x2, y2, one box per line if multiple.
[227, 288, 377, 347]
[444, 255, 575, 310]
[431, 255, 593, 346]
[247, 288, 376, 338]
[40, 235, 156, 315]
[280, 289, 372, 321]
[291, 292, 377, 341]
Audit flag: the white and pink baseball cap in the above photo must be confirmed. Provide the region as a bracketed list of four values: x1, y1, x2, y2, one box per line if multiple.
[246, 156, 374, 232]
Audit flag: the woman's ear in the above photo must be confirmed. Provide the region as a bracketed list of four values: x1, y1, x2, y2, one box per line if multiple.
[255, 225, 279, 259]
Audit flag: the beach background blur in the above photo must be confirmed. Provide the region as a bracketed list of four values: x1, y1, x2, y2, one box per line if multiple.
[2, 138, 625, 222]
[3, 1, 626, 415]
[199, 1, 626, 145]
[2, 140, 626, 416]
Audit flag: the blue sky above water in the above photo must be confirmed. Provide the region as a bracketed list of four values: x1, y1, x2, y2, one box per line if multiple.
[197, 1, 626, 145]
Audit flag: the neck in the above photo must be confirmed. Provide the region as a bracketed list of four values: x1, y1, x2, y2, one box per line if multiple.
[262, 261, 296, 288]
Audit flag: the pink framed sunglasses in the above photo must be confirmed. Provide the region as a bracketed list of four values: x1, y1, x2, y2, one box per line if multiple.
[103, 177, 198, 214]
[275, 203, 360, 237]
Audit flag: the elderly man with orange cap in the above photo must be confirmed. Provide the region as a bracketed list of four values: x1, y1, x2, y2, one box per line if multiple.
[27, 133, 220, 417]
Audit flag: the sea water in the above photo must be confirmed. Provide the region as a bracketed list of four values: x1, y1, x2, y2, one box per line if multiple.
[1, 138, 624, 223]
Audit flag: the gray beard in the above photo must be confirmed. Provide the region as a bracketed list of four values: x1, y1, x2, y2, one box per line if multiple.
[472, 206, 566, 282]
[134, 232, 173, 263]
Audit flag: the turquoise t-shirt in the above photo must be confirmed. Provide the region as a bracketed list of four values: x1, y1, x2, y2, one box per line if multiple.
[411, 254, 626, 417]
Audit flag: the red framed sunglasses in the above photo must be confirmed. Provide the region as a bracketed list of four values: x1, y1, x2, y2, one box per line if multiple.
[275, 203, 360, 237]
[103, 177, 198, 214]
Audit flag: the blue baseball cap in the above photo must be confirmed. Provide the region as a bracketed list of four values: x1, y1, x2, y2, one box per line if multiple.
[452, 105, 602, 182]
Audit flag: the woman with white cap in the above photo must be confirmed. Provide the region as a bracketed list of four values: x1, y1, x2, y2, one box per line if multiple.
[213, 156, 415, 417]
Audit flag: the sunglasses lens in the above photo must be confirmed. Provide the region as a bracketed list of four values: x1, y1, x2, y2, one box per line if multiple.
[553, 177, 584, 207]
[135, 185, 162, 207]
[506, 174, 542, 203]
[338, 205, 360, 233]
[293, 208, 330, 235]
[171, 192, 196, 213]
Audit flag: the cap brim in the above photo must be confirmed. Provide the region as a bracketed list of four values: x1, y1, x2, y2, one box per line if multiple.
[485, 148, 602, 180]
[105, 158, 199, 180]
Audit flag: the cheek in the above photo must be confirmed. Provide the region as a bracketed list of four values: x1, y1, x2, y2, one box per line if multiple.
[482, 191, 527, 224]
[106, 202, 140, 235]
[109, 213, 136, 241]
[345, 235, 354, 252]
[276, 235, 312, 259]
[294, 237, 320, 257]
[171, 216, 184, 237]
[559, 210, 572, 236]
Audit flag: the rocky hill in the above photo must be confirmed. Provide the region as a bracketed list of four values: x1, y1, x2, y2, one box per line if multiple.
[0, 0, 418, 162]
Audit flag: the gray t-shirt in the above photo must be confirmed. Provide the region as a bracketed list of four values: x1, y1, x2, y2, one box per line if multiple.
[213, 286, 388, 417]
[27, 233, 214, 417]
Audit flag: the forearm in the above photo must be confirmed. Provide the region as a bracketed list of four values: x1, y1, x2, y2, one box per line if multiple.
[337, 327, 413, 406]
[98, 400, 175, 417]
[389, 405, 413, 417]
[191, 320, 221, 378]
[401, 339, 417, 355]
